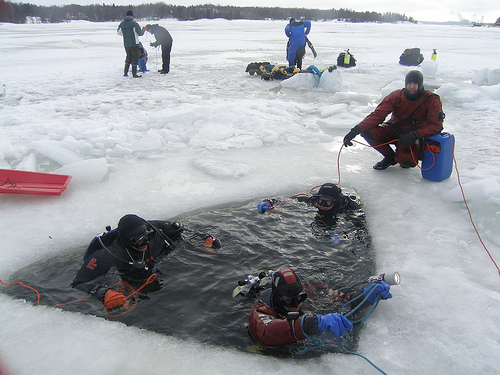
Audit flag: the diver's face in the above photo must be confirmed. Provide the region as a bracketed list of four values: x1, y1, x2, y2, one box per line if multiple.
[280, 292, 307, 312]
[318, 197, 334, 210]
[406, 82, 419, 95]
[284, 302, 303, 312]
[129, 232, 152, 252]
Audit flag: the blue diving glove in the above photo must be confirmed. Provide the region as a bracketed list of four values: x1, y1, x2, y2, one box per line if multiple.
[363, 280, 392, 303]
[317, 313, 353, 337]
[257, 200, 273, 213]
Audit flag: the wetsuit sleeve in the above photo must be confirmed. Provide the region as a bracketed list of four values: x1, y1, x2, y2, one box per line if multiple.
[344, 196, 361, 211]
[71, 248, 113, 300]
[148, 220, 184, 241]
[248, 301, 306, 346]
[357, 90, 399, 132]
[416, 94, 444, 138]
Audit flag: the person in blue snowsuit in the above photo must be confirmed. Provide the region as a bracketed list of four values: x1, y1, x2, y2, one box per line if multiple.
[285, 18, 311, 69]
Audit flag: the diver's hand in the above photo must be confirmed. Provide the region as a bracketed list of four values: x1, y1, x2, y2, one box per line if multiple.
[257, 200, 273, 213]
[317, 313, 353, 336]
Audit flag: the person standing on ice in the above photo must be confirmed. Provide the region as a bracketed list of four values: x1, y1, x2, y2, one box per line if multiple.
[71, 214, 220, 310]
[343, 70, 445, 170]
[143, 24, 173, 74]
[285, 17, 311, 70]
[117, 10, 144, 78]
[248, 268, 392, 347]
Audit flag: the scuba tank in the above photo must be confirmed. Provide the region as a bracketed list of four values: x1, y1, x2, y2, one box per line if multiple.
[344, 49, 351, 66]
[431, 49, 437, 62]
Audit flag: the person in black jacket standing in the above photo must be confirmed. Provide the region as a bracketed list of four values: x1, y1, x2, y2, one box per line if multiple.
[144, 24, 173, 74]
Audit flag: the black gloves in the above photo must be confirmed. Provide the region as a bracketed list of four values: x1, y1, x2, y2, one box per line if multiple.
[343, 125, 361, 147]
[398, 130, 420, 148]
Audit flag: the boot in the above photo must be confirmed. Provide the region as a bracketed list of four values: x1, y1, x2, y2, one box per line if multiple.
[373, 152, 397, 170]
[400, 160, 417, 168]
[132, 65, 141, 78]
[123, 63, 130, 77]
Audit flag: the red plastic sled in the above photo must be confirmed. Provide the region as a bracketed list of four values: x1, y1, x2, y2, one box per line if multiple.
[0, 169, 71, 196]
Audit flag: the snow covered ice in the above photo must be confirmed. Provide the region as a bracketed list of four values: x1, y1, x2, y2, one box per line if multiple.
[1, 19, 500, 374]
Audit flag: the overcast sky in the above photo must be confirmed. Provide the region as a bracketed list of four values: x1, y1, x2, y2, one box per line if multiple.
[27, 0, 500, 23]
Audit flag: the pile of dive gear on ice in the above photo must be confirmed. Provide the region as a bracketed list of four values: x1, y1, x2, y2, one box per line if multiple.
[245, 50, 357, 81]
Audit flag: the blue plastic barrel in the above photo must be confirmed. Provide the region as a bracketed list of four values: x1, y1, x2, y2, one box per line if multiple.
[421, 133, 455, 182]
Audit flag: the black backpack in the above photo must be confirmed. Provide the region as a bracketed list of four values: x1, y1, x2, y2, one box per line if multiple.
[399, 48, 424, 66]
[246, 62, 271, 75]
[337, 50, 356, 67]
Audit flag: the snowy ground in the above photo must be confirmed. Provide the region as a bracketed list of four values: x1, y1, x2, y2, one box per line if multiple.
[0, 19, 499, 375]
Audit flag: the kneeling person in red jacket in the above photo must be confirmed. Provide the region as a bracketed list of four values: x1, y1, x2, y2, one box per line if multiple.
[248, 268, 354, 347]
[343, 70, 445, 170]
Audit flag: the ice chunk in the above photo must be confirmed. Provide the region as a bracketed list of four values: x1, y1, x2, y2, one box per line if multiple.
[318, 69, 343, 92]
[435, 83, 458, 99]
[280, 72, 320, 89]
[480, 84, 500, 101]
[472, 68, 500, 86]
[31, 140, 83, 165]
[0, 137, 15, 159]
[54, 158, 108, 184]
[422, 61, 438, 79]
[381, 81, 404, 98]
[16, 153, 38, 172]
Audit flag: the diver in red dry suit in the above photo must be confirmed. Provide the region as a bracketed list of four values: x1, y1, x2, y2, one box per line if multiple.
[343, 70, 445, 170]
[248, 268, 391, 347]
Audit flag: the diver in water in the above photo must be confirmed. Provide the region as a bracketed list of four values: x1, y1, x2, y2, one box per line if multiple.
[257, 183, 361, 228]
[248, 268, 392, 347]
[72, 214, 220, 310]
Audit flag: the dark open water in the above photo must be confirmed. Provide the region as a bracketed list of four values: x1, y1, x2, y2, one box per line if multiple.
[5, 194, 375, 358]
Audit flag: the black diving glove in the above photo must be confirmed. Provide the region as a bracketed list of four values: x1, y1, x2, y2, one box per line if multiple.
[343, 125, 361, 147]
[398, 130, 420, 148]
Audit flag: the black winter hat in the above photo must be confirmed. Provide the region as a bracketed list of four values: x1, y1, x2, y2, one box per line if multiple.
[126, 10, 133, 16]
[317, 183, 341, 200]
[118, 214, 147, 241]
[405, 70, 424, 87]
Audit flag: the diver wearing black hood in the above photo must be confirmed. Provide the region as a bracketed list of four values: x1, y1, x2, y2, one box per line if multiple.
[257, 183, 361, 230]
[403, 70, 425, 100]
[343, 70, 445, 170]
[72, 214, 220, 310]
[305, 183, 360, 224]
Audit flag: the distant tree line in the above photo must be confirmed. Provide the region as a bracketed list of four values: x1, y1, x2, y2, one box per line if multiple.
[0, 1, 418, 24]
